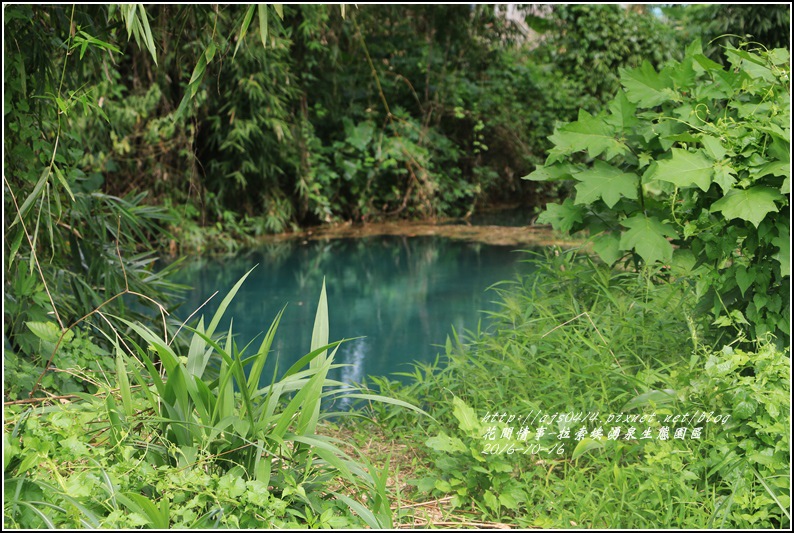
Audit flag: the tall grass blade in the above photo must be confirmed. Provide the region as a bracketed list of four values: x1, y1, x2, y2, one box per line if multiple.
[310, 278, 329, 368]
[206, 266, 256, 342]
[246, 306, 285, 397]
[332, 493, 383, 529]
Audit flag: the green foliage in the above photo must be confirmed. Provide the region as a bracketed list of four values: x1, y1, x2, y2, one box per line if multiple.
[377, 252, 790, 528]
[528, 40, 790, 343]
[686, 340, 790, 528]
[662, 4, 791, 62]
[529, 5, 678, 118]
[4, 273, 426, 528]
[3, 4, 184, 397]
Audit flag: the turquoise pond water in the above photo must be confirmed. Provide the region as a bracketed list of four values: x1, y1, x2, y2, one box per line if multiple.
[170, 235, 542, 387]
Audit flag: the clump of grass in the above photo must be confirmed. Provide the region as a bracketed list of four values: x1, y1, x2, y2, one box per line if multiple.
[370, 250, 789, 529]
[4, 268, 427, 529]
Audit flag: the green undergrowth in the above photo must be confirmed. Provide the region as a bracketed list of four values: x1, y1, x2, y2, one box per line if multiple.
[4, 270, 425, 529]
[367, 250, 790, 528]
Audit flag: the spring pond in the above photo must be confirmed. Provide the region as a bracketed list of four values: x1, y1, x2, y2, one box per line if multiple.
[171, 231, 548, 390]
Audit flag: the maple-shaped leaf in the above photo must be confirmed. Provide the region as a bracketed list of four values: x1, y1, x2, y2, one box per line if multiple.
[548, 109, 627, 162]
[652, 148, 714, 191]
[712, 162, 737, 193]
[620, 61, 676, 108]
[537, 198, 584, 234]
[710, 186, 785, 228]
[604, 92, 638, 132]
[591, 232, 622, 265]
[573, 161, 639, 208]
[700, 135, 728, 161]
[618, 214, 679, 265]
[523, 162, 580, 182]
[670, 57, 697, 90]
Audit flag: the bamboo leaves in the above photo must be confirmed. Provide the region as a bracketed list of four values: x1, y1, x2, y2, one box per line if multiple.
[116, 4, 158, 66]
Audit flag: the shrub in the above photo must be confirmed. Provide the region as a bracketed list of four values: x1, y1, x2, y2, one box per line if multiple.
[528, 40, 790, 343]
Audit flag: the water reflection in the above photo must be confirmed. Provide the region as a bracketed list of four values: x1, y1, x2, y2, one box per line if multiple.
[172, 236, 539, 386]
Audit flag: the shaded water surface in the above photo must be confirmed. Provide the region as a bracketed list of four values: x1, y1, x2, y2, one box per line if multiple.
[172, 236, 540, 386]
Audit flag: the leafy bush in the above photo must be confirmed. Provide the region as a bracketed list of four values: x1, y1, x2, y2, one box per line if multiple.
[528, 40, 790, 343]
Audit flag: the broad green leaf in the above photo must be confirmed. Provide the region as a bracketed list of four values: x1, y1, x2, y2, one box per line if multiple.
[572, 438, 604, 461]
[452, 396, 481, 433]
[692, 53, 724, 74]
[205, 42, 216, 63]
[136, 4, 158, 65]
[622, 389, 677, 411]
[26, 321, 70, 343]
[548, 109, 626, 162]
[620, 61, 675, 107]
[711, 187, 784, 228]
[523, 162, 580, 182]
[52, 164, 75, 202]
[116, 348, 134, 418]
[483, 490, 499, 512]
[670, 56, 697, 90]
[11, 167, 50, 228]
[735, 266, 754, 296]
[122, 492, 169, 529]
[340, 393, 431, 419]
[425, 432, 467, 454]
[246, 306, 285, 396]
[273, 4, 284, 19]
[536, 199, 584, 234]
[7, 227, 24, 267]
[726, 48, 775, 82]
[605, 91, 638, 131]
[186, 316, 208, 379]
[207, 266, 256, 339]
[652, 148, 714, 191]
[499, 490, 522, 510]
[751, 160, 790, 183]
[712, 162, 737, 193]
[333, 493, 382, 529]
[619, 214, 678, 265]
[700, 135, 727, 161]
[187, 51, 208, 86]
[573, 160, 639, 208]
[591, 232, 622, 265]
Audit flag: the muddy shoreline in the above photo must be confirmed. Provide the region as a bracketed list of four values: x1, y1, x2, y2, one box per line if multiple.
[260, 220, 582, 248]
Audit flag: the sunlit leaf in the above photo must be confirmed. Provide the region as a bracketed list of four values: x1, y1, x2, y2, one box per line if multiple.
[620, 60, 676, 107]
[652, 148, 714, 191]
[619, 214, 678, 265]
[710, 187, 784, 228]
[573, 160, 639, 208]
[234, 5, 256, 59]
[548, 109, 627, 163]
[536, 199, 584, 234]
[258, 4, 268, 48]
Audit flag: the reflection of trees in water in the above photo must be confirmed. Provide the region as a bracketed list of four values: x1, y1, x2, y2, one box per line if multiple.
[170, 237, 538, 384]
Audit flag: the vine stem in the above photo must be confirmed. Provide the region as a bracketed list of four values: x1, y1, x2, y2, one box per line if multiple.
[27, 217, 170, 399]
